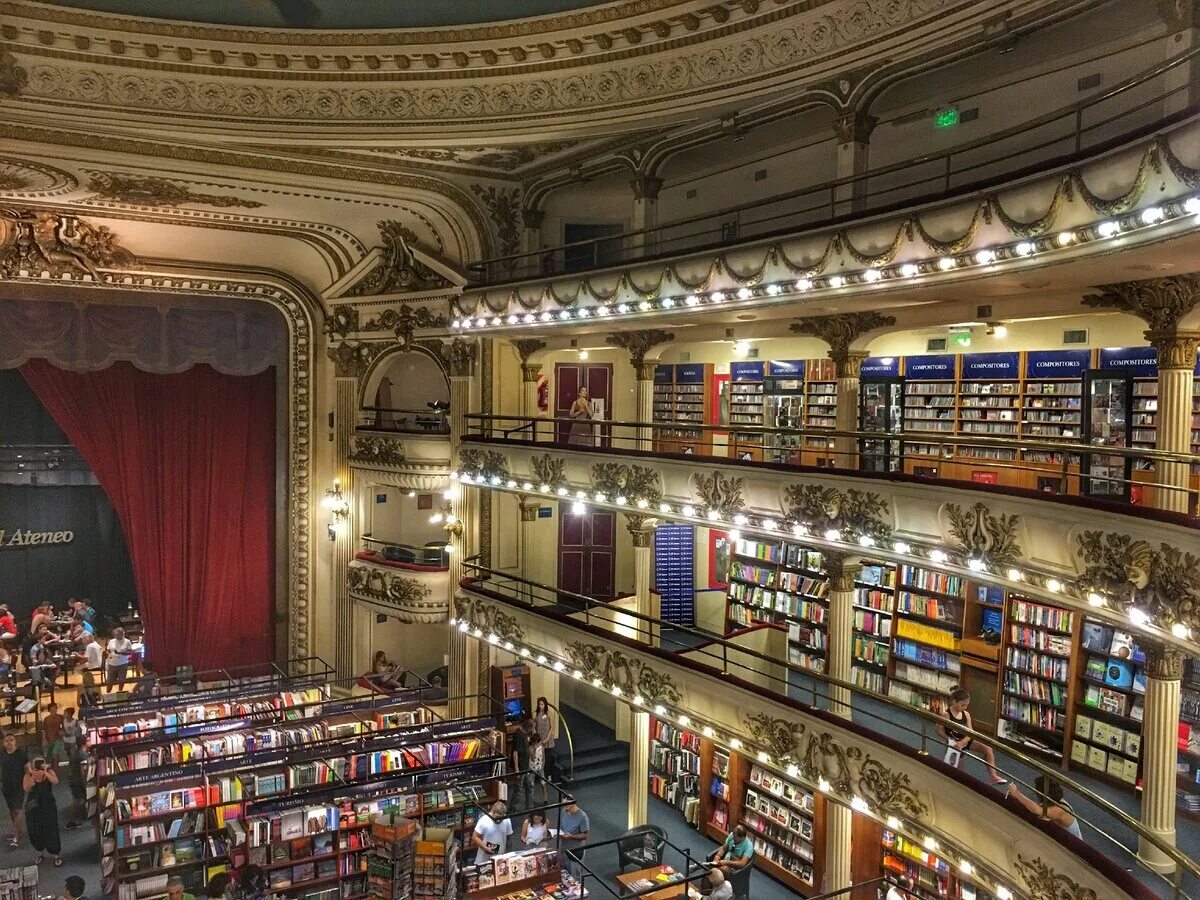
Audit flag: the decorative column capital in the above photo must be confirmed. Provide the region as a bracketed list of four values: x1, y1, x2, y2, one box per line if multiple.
[1082, 274, 1200, 333]
[1146, 329, 1200, 370]
[791, 312, 895, 375]
[624, 513, 657, 547]
[327, 340, 393, 379]
[833, 110, 878, 145]
[635, 360, 658, 382]
[631, 175, 664, 201]
[1144, 642, 1186, 681]
[514, 338, 546, 365]
[444, 337, 477, 378]
[823, 549, 862, 591]
[518, 495, 539, 522]
[521, 363, 541, 383]
[606, 329, 675, 371]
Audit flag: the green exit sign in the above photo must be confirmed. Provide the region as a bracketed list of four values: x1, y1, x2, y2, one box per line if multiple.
[934, 106, 959, 128]
[950, 328, 972, 347]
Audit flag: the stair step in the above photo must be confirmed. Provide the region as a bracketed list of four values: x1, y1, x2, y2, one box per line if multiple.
[565, 760, 630, 785]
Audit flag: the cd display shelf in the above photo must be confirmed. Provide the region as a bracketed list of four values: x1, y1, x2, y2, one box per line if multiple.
[724, 536, 830, 674]
[729, 362, 766, 461]
[956, 378, 1019, 461]
[93, 687, 503, 900]
[652, 363, 714, 456]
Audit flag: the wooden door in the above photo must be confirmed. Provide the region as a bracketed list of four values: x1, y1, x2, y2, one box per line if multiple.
[558, 510, 616, 600]
[554, 363, 613, 446]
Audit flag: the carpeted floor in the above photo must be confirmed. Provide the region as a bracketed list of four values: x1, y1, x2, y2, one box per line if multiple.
[0, 766, 96, 898]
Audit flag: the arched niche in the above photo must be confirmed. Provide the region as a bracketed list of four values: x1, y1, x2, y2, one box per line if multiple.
[361, 347, 450, 414]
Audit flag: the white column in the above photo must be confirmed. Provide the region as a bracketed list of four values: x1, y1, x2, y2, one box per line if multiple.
[825, 554, 858, 719]
[522, 364, 541, 442]
[628, 709, 650, 828]
[832, 113, 875, 216]
[1148, 332, 1199, 514]
[824, 802, 852, 894]
[1138, 645, 1184, 873]
[447, 625, 469, 720]
[833, 351, 866, 470]
[332, 376, 356, 679]
[627, 516, 656, 647]
[631, 176, 662, 256]
[635, 363, 656, 452]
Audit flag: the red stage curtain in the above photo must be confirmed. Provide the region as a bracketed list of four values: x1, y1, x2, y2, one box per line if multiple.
[20, 360, 276, 674]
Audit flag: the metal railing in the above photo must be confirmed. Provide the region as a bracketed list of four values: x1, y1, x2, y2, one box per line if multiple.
[360, 535, 449, 569]
[464, 412, 1200, 518]
[467, 48, 1200, 284]
[357, 405, 450, 435]
[459, 557, 1200, 898]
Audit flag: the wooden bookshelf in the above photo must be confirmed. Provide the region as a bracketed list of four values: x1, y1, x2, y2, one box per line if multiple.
[703, 743, 738, 842]
[648, 716, 701, 826]
[740, 764, 825, 895]
[654, 363, 714, 455]
[881, 828, 997, 900]
[764, 360, 806, 464]
[1069, 618, 1145, 788]
[801, 358, 838, 466]
[729, 362, 766, 461]
[1177, 661, 1200, 818]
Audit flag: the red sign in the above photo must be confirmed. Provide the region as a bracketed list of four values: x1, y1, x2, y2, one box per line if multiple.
[970, 471, 999, 485]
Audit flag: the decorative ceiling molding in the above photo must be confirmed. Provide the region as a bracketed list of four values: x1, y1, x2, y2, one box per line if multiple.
[942, 502, 1022, 569]
[563, 641, 682, 705]
[85, 171, 266, 209]
[345, 221, 460, 297]
[782, 484, 893, 544]
[692, 471, 744, 517]
[1081, 273, 1200, 332]
[0, 156, 77, 197]
[1014, 855, 1098, 900]
[348, 435, 407, 468]
[530, 453, 567, 489]
[589, 462, 663, 504]
[454, 595, 524, 643]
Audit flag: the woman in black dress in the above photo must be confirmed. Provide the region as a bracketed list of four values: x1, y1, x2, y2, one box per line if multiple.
[22, 757, 60, 866]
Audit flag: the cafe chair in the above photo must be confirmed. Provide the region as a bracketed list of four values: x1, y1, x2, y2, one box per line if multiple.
[616, 825, 667, 872]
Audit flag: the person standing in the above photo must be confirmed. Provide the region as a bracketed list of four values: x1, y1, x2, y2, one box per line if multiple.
[41, 704, 64, 766]
[62, 875, 85, 900]
[533, 697, 556, 779]
[509, 718, 532, 812]
[556, 795, 590, 880]
[470, 801, 513, 865]
[567, 386, 593, 446]
[528, 733, 546, 803]
[105, 627, 133, 693]
[23, 756, 61, 866]
[0, 733, 26, 848]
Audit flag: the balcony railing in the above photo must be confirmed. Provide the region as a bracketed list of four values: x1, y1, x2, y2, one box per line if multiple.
[466, 48, 1200, 285]
[357, 405, 450, 435]
[359, 535, 449, 570]
[463, 413, 1200, 520]
[459, 559, 1199, 898]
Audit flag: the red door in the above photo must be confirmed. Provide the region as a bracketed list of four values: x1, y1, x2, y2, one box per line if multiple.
[554, 363, 613, 446]
[558, 510, 616, 600]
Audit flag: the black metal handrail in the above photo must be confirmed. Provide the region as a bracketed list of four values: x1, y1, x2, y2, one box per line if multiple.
[458, 558, 1199, 896]
[467, 47, 1200, 284]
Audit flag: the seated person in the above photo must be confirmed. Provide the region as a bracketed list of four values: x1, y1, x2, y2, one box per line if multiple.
[370, 651, 404, 688]
[29, 604, 51, 638]
[706, 867, 733, 900]
[709, 823, 754, 877]
[0, 607, 16, 642]
[75, 634, 103, 675]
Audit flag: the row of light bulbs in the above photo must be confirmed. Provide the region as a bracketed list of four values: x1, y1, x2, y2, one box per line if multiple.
[451, 198, 1200, 333]
[451, 470, 1192, 642]
[447, 616, 1015, 898]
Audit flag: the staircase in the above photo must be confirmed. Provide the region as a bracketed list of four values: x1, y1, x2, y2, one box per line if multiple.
[558, 706, 629, 788]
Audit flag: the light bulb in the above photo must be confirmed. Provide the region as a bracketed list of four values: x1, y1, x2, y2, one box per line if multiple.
[1086, 592, 1105, 607]
[611, 685, 622, 696]
[614, 495, 627, 506]
[729, 738, 742, 749]
[851, 796, 869, 813]
[886, 816, 901, 830]
[766, 284, 781, 296]
[1129, 607, 1149, 626]
[967, 557, 986, 572]
[578, 350, 589, 360]
[1015, 241, 1034, 256]
[710, 291, 726, 303]
[571, 501, 586, 515]
[661, 297, 674, 308]
[828, 275, 845, 288]
[959, 860, 974, 876]
[762, 519, 778, 531]
[732, 514, 748, 526]
[505, 480, 516, 489]
[1172, 622, 1191, 639]
[633, 695, 644, 706]
[638, 300, 650, 311]
[817, 778, 831, 792]
[736, 287, 752, 300]
[677, 715, 690, 726]
[996, 888, 1012, 900]
[539, 311, 552, 321]
[1046, 578, 1061, 593]
[539, 483, 551, 493]
[858, 534, 875, 547]
[757, 751, 769, 762]
[536, 655, 547, 666]
[1007, 568, 1023, 582]
[617, 303, 630, 314]
[785, 764, 798, 777]
[702, 726, 713, 738]
[523, 314, 535, 324]
[636, 498, 649, 509]
[795, 278, 812, 291]
[893, 541, 911, 554]
[938, 257, 955, 271]
[553, 660, 565, 672]
[659, 503, 671, 514]
[1140, 206, 1164, 224]
[556, 486, 568, 496]
[682, 505, 696, 517]
[594, 492, 607, 503]
[597, 306, 611, 316]
[863, 269, 881, 282]
[685, 294, 700, 307]
[572, 670, 584, 679]
[491, 317, 501, 326]
[793, 524, 809, 536]
[930, 549, 948, 563]
[974, 249, 995, 265]
[1184, 196, 1200, 216]
[654, 705, 666, 716]
[1056, 231, 1074, 246]
[1097, 221, 1120, 238]
[707, 509, 720, 522]
[900, 263, 919, 278]
[824, 528, 841, 541]
[923, 836, 938, 851]
[577, 307, 591, 318]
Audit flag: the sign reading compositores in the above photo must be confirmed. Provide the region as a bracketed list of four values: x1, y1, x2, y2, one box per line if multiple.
[0, 529, 74, 548]
[861, 356, 900, 378]
[1025, 349, 1091, 379]
[904, 354, 957, 379]
[962, 352, 1019, 379]
[1099, 346, 1157, 377]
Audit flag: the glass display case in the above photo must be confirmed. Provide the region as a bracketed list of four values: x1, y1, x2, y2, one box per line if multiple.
[1082, 371, 1132, 499]
[860, 379, 904, 473]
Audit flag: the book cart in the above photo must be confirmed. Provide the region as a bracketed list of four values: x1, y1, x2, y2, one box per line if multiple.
[90, 681, 504, 900]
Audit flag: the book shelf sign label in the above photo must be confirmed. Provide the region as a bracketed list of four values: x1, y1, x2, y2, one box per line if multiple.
[1099, 346, 1157, 376]
[654, 365, 674, 384]
[904, 354, 956, 379]
[1026, 349, 1090, 379]
[961, 352, 1019, 379]
[730, 361, 765, 381]
[768, 359, 804, 376]
[861, 356, 899, 377]
[676, 364, 706, 383]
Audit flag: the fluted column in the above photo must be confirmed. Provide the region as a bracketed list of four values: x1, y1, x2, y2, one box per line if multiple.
[514, 340, 546, 441]
[628, 709, 650, 828]
[635, 362, 656, 451]
[1147, 331, 1199, 514]
[1138, 644, 1185, 873]
[446, 337, 479, 716]
[834, 352, 866, 471]
[332, 376, 356, 679]
[518, 496, 538, 602]
[824, 801, 852, 894]
[447, 625, 469, 720]
[826, 552, 858, 719]
[627, 516, 656, 646]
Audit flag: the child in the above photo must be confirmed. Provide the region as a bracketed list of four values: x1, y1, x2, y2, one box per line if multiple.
[935, 687, 1005, 784]
[528, 733, 546, 802]
[61, 709, 80, 764]
[41, 704, 64, 767]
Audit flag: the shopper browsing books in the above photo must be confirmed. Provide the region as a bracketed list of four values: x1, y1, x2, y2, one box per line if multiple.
[521, 810, 550, 847]
[166, 876, 195, 900]
[0, 733, 25, 848]
[472, 801, 514, 864]
[556, 795, 590, 879]
[22, 755, 61, 866]
[706, 867, 733, 900]
[105, 627, 134, 693]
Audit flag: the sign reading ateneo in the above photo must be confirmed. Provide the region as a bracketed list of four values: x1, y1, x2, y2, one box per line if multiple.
[0, 529, 74, 548]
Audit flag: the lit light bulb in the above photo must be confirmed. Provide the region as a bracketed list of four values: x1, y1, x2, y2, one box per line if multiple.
[579, 350, 589, 360]
[766, 284, 782, 296]
[702, 726, 714, 738]
[793, 524, 809, 537]
[959, 860, 974, 876]
[577, 308, 591, 318]
[682, 505, 696, 517]
[506, 314, 518, 324]
[1015, 241, 1034, 256]
[710, 291, 726, 303]
[678, 715, 690, 727]
[886, 816, 901, 830]
[974, 249, 995, 265]
[732, 514, 749, 526]
[556, 486, 568, 496]
[992, 324, 1008, 338]
[938, 257, 955, 271]
[571, 501, 586, 515]
[617, 303, 630, 314]
[923, 836, 939, 851]
[636, 498, 649, 509]
[828, 275, 845, 288]
[654, 704, 666, 716]
[523, 314, 535, 324]
[858, 534, 875, 547]
[522, 482, 533, 491]
[1086, 592, 1105, 607]
[1140, 206, 1164, 224]
[491, 317, 501, 326]
[893, 541, 911, 554]
[1171, 622, 1191, 639]
[539, 483, 551, 493]
[632, 695, 644, 706]
[757, 751, 770, 763]
[707, 509, 720, 522]
[851, 796, 869, 813]
[597, 306, 611, 316]
[824, 528, 841, 541]
[1045, 578, 1062, 593]
[594, 493, 607, 503]
[736, 287, 753, 300]
[1007, 568, 1022, 582]
[817, 778, 831, 792]
[1129, 607, 1149, 626]
[505, 479, 516, 489]
[1184, 196, 1200, 216]
[1097, 221, 1120, 238]
[729, 738, 742, 749]
[638, 301, 650, 311]
[762, 519, 778, 531]
[539, 311, 552, 322]
[996, 888, 1012, 900]
[785, 764, 799, 777]
[554, 660, 565, 672]
[795, 278, 813, 291]
[615, 495, 628, 506]
[967, 557, 986, 572]
[661, 297, 674, 308]
[930, 549, 948, 563]
[659, 503, 672, 514]
[1056, 231, 1073, 246]
[611, 685, 622, 697]
[685, 294, 700, 307]
[900, 263, 919, 278]
[863, 269, 881, 283]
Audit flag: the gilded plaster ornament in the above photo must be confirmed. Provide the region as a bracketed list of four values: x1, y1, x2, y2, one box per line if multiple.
[605, 329, 675, 370]
[1014, 855, 1098, 900]
[530, 453, 567, 489]
[458, 448, 509, 481]
[943, 502, 1022, 569]
[347, 566, 444, 623]
[1081, 274, 1200, 333]
[783, 484, 892, 543]
[86, 172, 266, 209]
[1074, 530, 1200, 632]
[323, 304, 359, 340]
[564, 641, 681, 704]
[362, 304, 449, 349]
[454, 595, 524, 642]
[692, 471, 744, 518]
[790, 312, 896, 371]
[348, 221, 455, 296]
[471, 185, 522, 259]
[590, 462, 662, 504]
[348, 436, 406, 467]
[0, 208, 135, 280]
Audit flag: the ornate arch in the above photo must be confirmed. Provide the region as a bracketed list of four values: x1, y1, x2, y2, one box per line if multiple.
[358, 340, 450, 409]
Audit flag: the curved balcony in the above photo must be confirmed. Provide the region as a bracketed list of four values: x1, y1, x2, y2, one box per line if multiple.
[347, 549, 449, 625]
[347, 426, 451, 491]
[455, 561, 1194, 899]
[465, 48, 1199, 287]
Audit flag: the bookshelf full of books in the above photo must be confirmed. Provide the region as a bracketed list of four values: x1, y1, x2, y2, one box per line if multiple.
[903, 355, 957, 441]
[802, 358, 839, 451]
[1070, 618, 1147, 787]
[997, 598, 1077, 760]
[764, 360, 806, 462]
[1178, 661, 1200, 818]
[888, 565, 965, 713]
[725, 536, 829, 674]
[653, 363, 714, 455]
[94, 687, 504, 900]
[648, 717, 701, 825]
[957, 353, 1020, 460]
[707, 747, 733, 837]
[881, 828, 996, 900]
[1021, 350, 1088, 458]
[851, 563, 896, 694]
[741, 765, 822, 893]
[729, 362, 766, 459]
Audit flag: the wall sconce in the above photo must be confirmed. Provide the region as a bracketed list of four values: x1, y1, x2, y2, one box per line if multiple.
[429, 502, 464, 553]
[323, 479, 349, 541]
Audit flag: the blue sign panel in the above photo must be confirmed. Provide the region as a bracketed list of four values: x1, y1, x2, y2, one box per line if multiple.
[654, 524, 695, 627]
[768, 359, 805, 377]
[1099, 346, 1157, 377]
[861, 356, 900, 378]
[537, 506, 553, 519]
[962, 351, 1020, 380]
[654, 365, 673, 385]
[904, 354, 957, 379]
[675, 363, 706, 384]
[1025, 349, 1091, 380]
[730, 361, 765, 382]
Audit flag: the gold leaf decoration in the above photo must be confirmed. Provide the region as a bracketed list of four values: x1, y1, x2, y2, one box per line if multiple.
[943, 502, 1021, 568]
